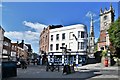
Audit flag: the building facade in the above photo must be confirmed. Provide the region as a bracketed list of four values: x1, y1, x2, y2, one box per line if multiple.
[40, 25, 63, 64]
[2, 36, 11, 61]
[11, 40, 31, 62]
[0, 26, 5, 61]
[18, 40, 29, 60]
[40, 27, 50, 55]
[11, 43, 18, 61]
[98, 4, 115, 51]
[25, 44, 33, 60]
[40, 25, 63, 55]
[49, 24, 88, 65]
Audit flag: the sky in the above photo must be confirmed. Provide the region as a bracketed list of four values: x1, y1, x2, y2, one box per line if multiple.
[1, 2, 119, 54]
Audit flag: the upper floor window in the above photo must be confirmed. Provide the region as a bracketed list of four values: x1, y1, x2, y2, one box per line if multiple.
[78, 31, 80, 38]
[81, 32, 85, 38]
[4, 41, 9, 46]
[62, 43, 65, 47]
[51, 35, 53, 41]
[78, 42, 85, 50]
[69, 32, 73, 40]
[56, 44, 59, 50]
[56, 34, 59, 41]
[50, 44, 53, 51]
[12, 45, 14, 50]
[3, 49, 7, 54]
[46, 35, 47, 40]
[62, 33, 65, 40]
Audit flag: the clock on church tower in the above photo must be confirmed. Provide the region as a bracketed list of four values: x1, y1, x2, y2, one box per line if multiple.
[98, 4, 115, 51]
[100, 6, 115, 31]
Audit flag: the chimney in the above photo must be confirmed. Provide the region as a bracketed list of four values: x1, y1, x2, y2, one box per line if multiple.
[22, 40, 24, 44]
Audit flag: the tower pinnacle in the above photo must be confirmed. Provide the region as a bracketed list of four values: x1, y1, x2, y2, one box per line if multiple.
[90, 15, 94, 37]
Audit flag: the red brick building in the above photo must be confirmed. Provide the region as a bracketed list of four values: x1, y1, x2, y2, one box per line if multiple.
[39, 25, 63, 55]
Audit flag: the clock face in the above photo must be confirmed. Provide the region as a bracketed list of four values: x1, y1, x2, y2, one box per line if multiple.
[104, 22, 107, 26]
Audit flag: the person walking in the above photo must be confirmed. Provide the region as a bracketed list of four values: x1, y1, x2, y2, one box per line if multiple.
[20, 55, 27, 69]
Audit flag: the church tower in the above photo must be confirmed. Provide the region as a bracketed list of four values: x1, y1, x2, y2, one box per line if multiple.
[89, 16, 95, 54]
[98, 4, 115, 51]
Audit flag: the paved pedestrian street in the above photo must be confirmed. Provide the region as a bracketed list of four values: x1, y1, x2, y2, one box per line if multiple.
[3, 64, 119, 80]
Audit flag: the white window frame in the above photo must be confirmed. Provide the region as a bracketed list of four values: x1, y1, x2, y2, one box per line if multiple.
[69, 32, 73, 40]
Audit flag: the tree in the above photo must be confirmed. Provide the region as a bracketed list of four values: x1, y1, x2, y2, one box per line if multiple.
[108, 17, 120, 58]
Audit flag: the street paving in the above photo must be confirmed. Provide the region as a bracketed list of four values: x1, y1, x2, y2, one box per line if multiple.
[3, 63, 120, 80]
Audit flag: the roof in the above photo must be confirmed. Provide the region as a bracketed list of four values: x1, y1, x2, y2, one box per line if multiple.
[49, 25, 63, 29]
[50, 24, 87, 32]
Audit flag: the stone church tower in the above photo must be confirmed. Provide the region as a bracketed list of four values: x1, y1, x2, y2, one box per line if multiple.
[98, 4, 115, 51]
[89, 16, 95, 54]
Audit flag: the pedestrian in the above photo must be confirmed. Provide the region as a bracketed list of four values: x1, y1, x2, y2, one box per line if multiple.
[35, 59, 37, 65]
[27, 58, 30, 65]
[33, 59, 35, 65]
[20, 55, 27, 69]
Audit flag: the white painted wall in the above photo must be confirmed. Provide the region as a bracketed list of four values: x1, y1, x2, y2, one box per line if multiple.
[49, 24, 87, 55]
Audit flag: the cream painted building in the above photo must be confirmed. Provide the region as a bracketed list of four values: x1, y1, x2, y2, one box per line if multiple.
[49, 24, 88, 65]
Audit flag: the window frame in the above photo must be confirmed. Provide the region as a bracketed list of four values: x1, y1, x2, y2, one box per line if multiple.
[62, 33, 65, 40]
[50, 44, 53, 51]
[51, 35, 53, 41]
[81, 31, 85, 38]
[56, 34, 59, 41]
[56, 44, 59, 50]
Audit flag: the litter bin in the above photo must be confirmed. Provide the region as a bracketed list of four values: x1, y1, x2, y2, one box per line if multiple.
[2, 61, 17, 78]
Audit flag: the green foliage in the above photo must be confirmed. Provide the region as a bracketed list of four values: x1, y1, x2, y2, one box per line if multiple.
[101, 50, 107, 57]
[108, 17, 120, 49]
[97, 37, 100, 42]
[108, 17, 120, 58]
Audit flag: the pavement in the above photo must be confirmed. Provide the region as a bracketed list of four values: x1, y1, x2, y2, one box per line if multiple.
[74, 63, 119, 70]
[2, 63, 120, 80]
[74, 63, 120, 79]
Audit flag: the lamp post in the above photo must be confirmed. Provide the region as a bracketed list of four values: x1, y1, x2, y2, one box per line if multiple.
[60, 45, 67, 66]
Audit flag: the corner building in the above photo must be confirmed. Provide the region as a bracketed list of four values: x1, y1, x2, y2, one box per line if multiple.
[49, 24, 88, 65]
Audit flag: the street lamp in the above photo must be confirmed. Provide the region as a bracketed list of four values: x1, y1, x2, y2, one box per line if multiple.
[60, 45, 67, 65]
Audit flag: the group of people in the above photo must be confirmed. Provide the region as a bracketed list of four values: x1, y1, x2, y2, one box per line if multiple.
[31, 59, 40, 65]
